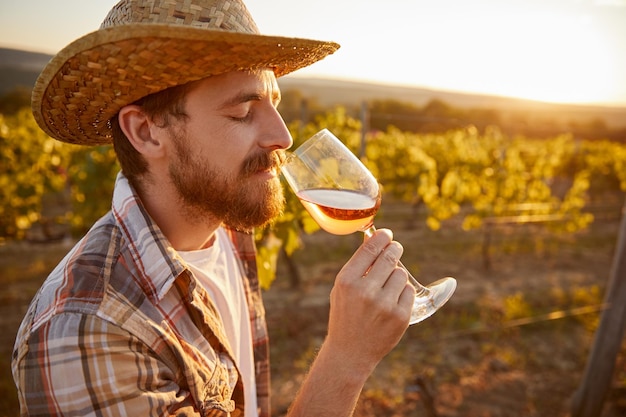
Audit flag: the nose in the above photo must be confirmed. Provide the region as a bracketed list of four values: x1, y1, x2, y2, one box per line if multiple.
[259, 105, 293, 151]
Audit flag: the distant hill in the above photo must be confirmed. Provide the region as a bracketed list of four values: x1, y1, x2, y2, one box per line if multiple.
[0, 48, 52, 94]
[277, 76, 626, 130]
[0, 48, 52, 71]
[2, 47, 625, 129]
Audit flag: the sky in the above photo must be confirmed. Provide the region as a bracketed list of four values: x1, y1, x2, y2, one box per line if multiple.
[1, 0, 625, 107]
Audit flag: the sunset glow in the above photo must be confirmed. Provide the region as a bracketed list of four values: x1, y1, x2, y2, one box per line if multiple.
[247, 0, 626, 107]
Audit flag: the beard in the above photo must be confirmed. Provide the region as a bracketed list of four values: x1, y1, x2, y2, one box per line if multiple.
[167, 129, 286, 232]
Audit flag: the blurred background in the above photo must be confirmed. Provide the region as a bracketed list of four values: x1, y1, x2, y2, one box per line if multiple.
[1, 1, 625, 416]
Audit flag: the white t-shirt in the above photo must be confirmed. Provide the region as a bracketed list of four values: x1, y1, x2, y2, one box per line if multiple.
[178, 227, 257, 416]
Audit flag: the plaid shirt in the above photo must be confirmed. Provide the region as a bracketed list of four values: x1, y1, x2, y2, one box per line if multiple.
[12, 172, 271, 417]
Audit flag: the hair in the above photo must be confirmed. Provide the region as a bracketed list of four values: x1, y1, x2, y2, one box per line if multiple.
[110, 82, 194, 187]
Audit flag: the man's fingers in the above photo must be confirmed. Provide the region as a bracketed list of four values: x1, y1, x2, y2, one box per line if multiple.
[340, 229, 394, 279]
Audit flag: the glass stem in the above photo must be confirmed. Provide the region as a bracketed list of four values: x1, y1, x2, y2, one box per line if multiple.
[363, 226, 430, 297]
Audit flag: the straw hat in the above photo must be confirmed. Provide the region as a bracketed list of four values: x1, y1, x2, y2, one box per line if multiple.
[31, 0, 340, 145]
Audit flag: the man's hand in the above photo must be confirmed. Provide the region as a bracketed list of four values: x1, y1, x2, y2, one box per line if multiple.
[326, 228, 415, 373]
[287, 228, 414, 417]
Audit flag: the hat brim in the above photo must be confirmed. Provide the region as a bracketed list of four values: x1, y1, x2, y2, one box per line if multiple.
[32, 24, 340, 145]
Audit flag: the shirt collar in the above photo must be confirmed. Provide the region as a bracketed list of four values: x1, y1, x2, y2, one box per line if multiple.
[111, 171, 187, 302]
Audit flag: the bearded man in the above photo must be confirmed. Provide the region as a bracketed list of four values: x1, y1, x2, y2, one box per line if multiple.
[12, 1, 414, 416]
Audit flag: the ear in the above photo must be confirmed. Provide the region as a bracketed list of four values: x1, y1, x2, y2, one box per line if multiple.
[117, 105, 165, 158]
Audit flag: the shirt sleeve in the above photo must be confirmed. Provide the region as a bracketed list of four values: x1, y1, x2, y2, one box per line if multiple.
[13, 312, 200, 417]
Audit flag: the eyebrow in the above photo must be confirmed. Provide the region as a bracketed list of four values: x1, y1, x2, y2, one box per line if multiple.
[218, 92, 263, 110]
[218, 86, 281, 110]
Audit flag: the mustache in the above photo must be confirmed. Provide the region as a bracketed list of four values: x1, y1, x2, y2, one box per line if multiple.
[242, 150, 286, 177]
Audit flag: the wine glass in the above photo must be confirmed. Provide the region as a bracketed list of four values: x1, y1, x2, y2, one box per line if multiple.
[280, 128, 457, 325]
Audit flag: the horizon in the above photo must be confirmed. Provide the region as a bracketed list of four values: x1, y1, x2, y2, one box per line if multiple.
[3, 44, 626, 111]
[280, 72, 626, 110]
[1, 0, 625, 108]
[4, 48, 626, 110]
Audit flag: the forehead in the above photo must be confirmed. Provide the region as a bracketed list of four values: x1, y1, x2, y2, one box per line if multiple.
[188, 69, 280, 101]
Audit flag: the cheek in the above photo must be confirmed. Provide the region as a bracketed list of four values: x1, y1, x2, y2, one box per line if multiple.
[186, 123, 254, 174]
[187, 135, 234, 167]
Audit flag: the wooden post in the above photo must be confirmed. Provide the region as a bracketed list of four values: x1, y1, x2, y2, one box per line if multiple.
[360, 101, 369, 159]
[298, 98, 308, 140]
[482, 221, 493, 271]
[571, 198, 626, 416]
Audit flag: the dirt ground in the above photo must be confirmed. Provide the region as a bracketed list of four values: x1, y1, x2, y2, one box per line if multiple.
[1, 201, 625, 416]
[263, 202, 626, 417]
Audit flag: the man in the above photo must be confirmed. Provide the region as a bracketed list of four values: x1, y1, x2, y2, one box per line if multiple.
[13, 0, 415, 416]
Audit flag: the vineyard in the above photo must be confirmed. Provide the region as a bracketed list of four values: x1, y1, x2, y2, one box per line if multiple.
[3, 107, 626, 267]
[1, 106, 626, 415]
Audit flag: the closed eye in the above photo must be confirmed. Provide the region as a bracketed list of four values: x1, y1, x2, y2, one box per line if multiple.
[230, 111, 252, 123]
[222, 93, 261, 123]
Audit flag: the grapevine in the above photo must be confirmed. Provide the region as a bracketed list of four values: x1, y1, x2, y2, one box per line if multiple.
[2, 107, 626, 287]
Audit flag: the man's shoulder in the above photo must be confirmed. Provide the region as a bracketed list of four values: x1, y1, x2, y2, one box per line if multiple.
[14, 211, 168, 347]
[24, 213, 128, 322]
